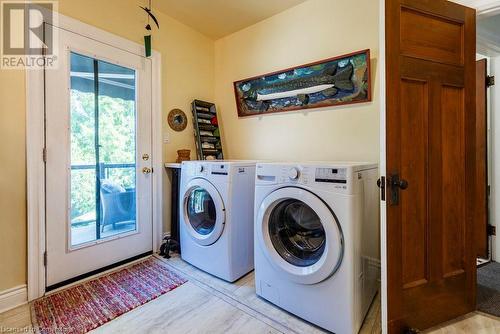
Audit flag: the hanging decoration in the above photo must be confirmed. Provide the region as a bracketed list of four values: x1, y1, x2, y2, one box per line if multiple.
[140, 0, 160, 57]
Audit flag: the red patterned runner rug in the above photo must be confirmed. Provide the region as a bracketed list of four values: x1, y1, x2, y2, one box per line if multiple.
[32, 257, 186, 334]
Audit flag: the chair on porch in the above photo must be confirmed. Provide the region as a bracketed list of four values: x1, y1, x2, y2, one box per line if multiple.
[100, 179, 136, 232]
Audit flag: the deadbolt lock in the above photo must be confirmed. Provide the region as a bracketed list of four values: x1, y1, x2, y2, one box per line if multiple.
[142, 153, 150, 161]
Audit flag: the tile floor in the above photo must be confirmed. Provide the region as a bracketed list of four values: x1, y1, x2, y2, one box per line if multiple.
[1, 254, 499, 333]
[158, 254, 379, 334]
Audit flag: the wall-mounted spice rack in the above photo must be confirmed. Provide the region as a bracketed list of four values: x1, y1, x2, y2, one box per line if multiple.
[191, 99, 224, 160]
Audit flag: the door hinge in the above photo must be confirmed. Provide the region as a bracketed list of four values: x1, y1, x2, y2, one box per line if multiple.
[42, 148, 47, 163]
[377, 176, 386, 201]
[488, 224, 496, 236]
[487, 75, 495, 87]
[488, 185, 491, 197]
[43, 251, 48, 266]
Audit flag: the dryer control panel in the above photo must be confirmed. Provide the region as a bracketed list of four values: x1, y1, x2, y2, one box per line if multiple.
[211, 163, 229, 175]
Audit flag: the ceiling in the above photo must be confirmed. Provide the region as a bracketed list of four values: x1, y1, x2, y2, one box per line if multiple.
[451, 0, 500, 11]
[478, 12, 500, 31]
[478, 13, 500, 55]
[153, 0, 307, 40]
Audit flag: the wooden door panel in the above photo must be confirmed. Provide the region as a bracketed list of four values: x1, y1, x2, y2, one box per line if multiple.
[386, 0, 476, 332]
[441, 85, 466, 278]
[400, 79, 429, 289]
[402, 275, 470, 327]
[400, 8, 464, 66]
[401, 57, 465, 85]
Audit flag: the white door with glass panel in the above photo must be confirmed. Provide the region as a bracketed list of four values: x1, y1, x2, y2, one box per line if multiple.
[45, 27, 153, 287]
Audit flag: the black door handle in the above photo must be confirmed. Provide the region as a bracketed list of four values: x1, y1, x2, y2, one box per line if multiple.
[389, 174, 408, 205]
[393, 178, 408, 190]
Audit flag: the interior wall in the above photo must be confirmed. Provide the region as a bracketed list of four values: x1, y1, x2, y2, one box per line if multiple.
[214, 0, 380, 163]
[0, 71, 27, 291]
[0, 0, 214, 292]
[1, 0, 382, 293]
[491, 56, 500, 261]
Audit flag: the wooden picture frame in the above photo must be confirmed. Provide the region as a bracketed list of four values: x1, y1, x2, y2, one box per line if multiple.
[233, 49, 372, 117]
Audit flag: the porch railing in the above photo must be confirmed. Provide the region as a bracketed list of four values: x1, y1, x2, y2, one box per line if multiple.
[70, 163, 135, 226]
[71, 162, 135, 179]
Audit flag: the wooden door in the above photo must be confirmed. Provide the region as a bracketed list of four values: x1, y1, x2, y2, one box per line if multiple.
[385, 0, 476, 332]
[475, 59, 488, 259]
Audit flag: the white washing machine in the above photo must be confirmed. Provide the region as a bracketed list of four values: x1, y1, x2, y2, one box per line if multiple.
[180, 160, 257, 282]
[254, 162, 380, 334]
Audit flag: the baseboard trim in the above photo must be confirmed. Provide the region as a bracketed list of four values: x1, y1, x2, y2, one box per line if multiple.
[0, 285, 27, 314]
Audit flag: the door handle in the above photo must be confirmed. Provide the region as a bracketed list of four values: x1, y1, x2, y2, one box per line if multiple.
[142, 167, 152, 174]
[389, 174, 408, 205]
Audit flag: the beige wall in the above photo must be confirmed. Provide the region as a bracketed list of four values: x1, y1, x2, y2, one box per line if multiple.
[0, 0, 381, 293]
[0, 0, 214, 291]
[55, 0, 215, 163]
[215, 0, 380, 163]
[0, 70, 27, 290]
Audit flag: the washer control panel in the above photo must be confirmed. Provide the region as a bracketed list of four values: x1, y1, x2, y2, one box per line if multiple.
[255, 163, 367, 195]
[287, 167, 300, 180]
[272, 166, 350, 190]
[315, 168, 347, 184]
[279, 166, 311, 185]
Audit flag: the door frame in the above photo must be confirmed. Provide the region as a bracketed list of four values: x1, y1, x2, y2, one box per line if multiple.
[26, 10, 163, 301]
[379, 0, 500, 333]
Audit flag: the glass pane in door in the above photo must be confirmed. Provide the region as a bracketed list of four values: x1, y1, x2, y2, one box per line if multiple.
[69, 52, 137, 247]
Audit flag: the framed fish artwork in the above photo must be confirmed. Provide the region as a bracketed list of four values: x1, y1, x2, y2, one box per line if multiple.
[233, 49, 371, 117]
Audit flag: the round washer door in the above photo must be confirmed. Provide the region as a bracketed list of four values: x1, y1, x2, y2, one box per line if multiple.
[256, 187, 344, 285]
[182, 178, 225, 246]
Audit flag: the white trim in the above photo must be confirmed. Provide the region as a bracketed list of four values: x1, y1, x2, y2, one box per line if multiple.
[27, 11, 162, 300]
[490, 56, 500, 261]
[0, 285, 27, 314]
[26, 66, 46, 302]
[152, 49, 163, 252]
[378, 0, 388, 333]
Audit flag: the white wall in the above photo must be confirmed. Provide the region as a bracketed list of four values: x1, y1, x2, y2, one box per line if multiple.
[490, 56, 500, 261]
